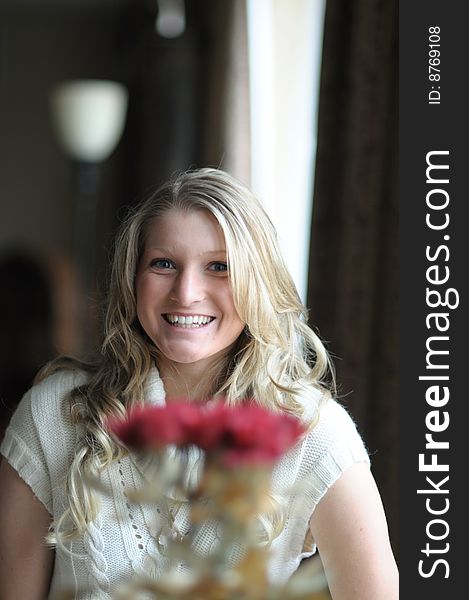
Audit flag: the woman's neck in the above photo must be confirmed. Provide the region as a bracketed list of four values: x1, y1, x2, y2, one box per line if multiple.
[156, 357, 225, 402]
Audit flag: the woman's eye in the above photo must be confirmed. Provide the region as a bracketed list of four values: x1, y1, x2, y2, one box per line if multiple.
[209, 262, 228, 273]
[150, 258, 174, 269]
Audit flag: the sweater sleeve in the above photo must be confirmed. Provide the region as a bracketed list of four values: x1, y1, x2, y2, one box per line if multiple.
[266, 398, 371, 581]
[1, 386, 53, 512]
[0, 370, 85, 515]
[300, 399, 371, 508]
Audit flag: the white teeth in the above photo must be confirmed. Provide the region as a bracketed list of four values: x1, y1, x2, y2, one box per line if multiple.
[164, 314, 213, 328]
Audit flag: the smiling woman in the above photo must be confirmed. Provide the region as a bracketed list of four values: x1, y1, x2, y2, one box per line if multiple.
[0, 168, 398, 599]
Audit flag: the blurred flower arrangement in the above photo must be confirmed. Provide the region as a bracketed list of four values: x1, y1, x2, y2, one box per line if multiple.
[107, 401, 331, 600]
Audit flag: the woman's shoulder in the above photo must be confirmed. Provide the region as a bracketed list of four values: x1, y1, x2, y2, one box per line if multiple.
[302, 397, 370, 461]
[315, 396, 364, 433]
[295, 388, 364, 438]
[17, 367, 90, 428]
[32, 366, 89, 399]
[274, 396, 370, 494]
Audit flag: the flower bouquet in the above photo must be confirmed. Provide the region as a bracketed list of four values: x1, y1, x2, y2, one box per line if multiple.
[107, 401, 332, 600]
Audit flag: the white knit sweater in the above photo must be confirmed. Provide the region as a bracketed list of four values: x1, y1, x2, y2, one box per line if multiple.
[1, 368, 369, 599]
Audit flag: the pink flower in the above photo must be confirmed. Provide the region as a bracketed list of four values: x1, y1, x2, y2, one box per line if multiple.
[218, 404, 306, 466]
[109, 402, 203, 449]
[109, 401, 305, 467]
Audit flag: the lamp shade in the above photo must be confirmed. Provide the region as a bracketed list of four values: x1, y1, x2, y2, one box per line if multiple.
[156, 0, 186, 38]
[50, 79, 129, 162]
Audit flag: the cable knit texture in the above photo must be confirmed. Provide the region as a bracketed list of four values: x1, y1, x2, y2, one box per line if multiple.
[1, 368, 370, 598]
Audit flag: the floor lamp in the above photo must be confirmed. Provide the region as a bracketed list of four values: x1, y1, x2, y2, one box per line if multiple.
[50, 79, 128, 352]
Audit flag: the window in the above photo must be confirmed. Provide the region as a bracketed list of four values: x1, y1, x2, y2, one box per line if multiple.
[247, 0, 326, 302]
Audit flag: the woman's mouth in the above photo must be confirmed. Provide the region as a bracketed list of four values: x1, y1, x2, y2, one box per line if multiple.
[162, 314, 215, 328]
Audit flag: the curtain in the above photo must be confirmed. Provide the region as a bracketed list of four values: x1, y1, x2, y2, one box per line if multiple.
[307, 0, 399, 558]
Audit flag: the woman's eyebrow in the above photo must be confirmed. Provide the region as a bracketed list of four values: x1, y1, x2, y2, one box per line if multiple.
[145, 247, 226, 256]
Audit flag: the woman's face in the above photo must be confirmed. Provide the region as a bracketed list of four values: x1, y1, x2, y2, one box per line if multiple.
[136, 208, 245, 370]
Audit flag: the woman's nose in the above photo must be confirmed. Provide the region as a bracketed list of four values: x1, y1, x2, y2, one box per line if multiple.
[169, 268, 205, 305]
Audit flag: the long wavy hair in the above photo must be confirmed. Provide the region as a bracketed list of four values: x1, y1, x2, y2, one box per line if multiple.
[40, 167, 335, 544]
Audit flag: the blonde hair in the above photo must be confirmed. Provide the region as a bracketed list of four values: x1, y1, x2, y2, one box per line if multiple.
[40, 167, 335, 544]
